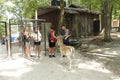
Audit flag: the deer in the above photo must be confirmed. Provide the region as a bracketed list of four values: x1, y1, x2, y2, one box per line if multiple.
[57, 35, 75, 70]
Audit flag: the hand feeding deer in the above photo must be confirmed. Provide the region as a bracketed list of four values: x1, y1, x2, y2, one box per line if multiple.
[57, 35, 75, 70]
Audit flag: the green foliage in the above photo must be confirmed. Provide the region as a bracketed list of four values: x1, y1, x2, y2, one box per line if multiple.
[79, 0, 120, 19]
[1, 0, 120, 21]
[11, 0, 51, 18]
[0, 24, 6, 38]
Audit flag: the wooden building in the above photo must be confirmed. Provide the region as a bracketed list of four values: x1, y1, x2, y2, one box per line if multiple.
[37, 6, 100, 38]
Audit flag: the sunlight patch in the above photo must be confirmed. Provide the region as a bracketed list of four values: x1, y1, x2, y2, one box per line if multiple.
[77, 61, 111, 73]
[112, 76, 120, 80]
[106, 51, 118, 55]
[0, 68, 32, 77]
[0, 57, 38, 77]
[0, 58, 38, 70]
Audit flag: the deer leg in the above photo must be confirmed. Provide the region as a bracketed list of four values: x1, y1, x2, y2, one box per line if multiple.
[60, 53, 64, 64]
[67, 56, 72, 70]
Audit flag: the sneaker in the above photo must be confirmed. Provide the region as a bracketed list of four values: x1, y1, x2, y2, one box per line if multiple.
[63, 55, 66, 57]
[52, 55, 55, 57]
[49, 55, 52, 58]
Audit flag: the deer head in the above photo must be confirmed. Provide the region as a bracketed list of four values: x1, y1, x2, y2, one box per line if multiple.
[57, 35, 63, 46]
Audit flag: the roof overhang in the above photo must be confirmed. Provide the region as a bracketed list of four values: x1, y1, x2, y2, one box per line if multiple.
[37, 6, 100, 16]
[37, 6, 60, 15]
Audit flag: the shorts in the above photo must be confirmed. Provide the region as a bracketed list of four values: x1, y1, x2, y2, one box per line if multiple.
[24, 41, 30, 46]
[49, 41, 56, 47]
[34, 41, 41, 45]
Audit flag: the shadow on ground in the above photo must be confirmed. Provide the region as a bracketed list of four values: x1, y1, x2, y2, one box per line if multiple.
[80, 36, 120, 77]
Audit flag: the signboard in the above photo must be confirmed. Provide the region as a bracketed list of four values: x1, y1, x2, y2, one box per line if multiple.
[112, 20, 119, 27]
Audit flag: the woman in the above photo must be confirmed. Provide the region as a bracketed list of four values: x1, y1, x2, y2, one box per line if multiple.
[48, 27, 57, 58]
[32, 28, 42, 58]
[22, 27, 31, 58]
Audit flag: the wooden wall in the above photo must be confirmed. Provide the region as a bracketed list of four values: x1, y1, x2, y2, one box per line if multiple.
[65, 12, 99, 38]
[38, 9, 60, 31]
[38, 9, 100, 38]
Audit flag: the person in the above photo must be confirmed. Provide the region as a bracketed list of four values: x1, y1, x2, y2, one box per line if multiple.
[60, 25, 70, 46]
[32, 28, 42, 58]
[1, 35, 6, 45]
[22, 27, 31, 58]
[48, 27, 57, 58]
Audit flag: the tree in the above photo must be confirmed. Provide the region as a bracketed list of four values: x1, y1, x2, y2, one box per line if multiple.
[79, 0, 120, 41]
[58, 0, 65, 35]
[102, 0, 112, 41]
[68, 0, 72, 6]
[1, 0, 120, 41]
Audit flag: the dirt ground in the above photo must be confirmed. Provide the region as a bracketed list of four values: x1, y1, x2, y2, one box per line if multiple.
[79, 32, 120, 80]
[0, 32, 120, 80]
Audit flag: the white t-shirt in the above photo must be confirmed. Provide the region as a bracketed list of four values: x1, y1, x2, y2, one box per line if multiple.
[32, 31, 42, 42]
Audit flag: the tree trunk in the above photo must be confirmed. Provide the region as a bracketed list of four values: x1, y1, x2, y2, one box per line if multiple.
[68, 0, 72, 5]
[101, 7, 104, 31]
[102, 0, 112, 42]
[58, 0, 65, 35]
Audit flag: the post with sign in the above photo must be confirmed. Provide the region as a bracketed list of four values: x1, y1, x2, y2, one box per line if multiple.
[6, 19, 12, 59]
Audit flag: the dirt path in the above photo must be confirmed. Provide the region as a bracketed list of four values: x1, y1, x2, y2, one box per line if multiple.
[0, 50, 118, 80]
[0, 33, 120, 80]
[0, 53, 112, 80]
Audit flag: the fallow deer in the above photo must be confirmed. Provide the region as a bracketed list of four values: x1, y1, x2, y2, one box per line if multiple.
[57, 35, 75, 70]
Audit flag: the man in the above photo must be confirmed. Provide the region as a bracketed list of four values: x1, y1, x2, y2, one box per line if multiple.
[60, 25, 70, 45]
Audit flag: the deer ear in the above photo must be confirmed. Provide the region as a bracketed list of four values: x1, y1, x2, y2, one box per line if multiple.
[59, 35, 62, 37]
[57, 35, 61, 38]
[61, 35, 63, 38]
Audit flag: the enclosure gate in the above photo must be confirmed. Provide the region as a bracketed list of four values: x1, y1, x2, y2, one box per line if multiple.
[9, 19, 47, 57]
[0, 21, 8, 58]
